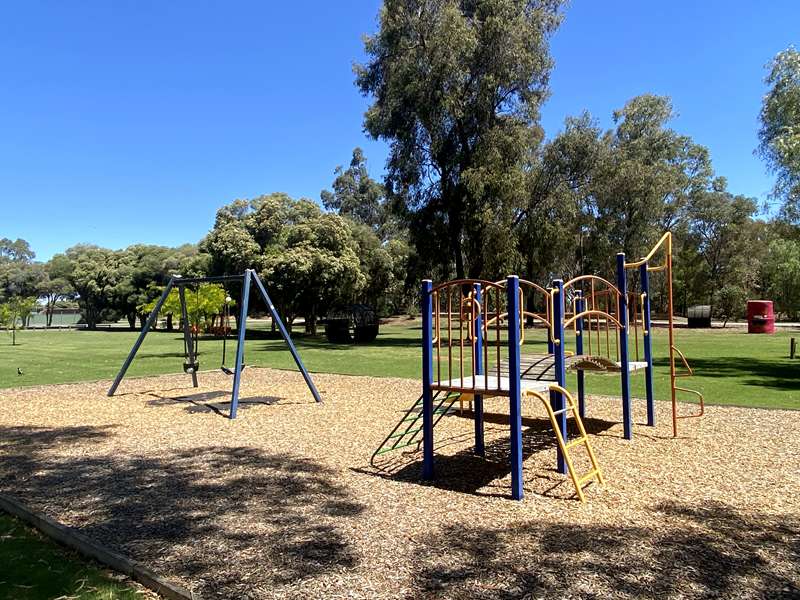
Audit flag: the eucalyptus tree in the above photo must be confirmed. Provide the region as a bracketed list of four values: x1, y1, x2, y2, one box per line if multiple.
[356, 0, 564, 279]
[321, 148, 389, 236]
[759, 47, 800, 222]
[685, 178, 757, 311]
[584, 95, 712, 271]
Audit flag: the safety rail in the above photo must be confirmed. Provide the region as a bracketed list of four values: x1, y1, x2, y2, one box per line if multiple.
[561, 275, 624, 363]
[623, 232, 704, 437]
[430, 279, 508, 396]
[485, 278, 552, 346]
[672, 344, 705, 422]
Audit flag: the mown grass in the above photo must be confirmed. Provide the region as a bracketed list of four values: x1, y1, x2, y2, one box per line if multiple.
[0, 514, 144, 599]
[0, 320, 798, 409]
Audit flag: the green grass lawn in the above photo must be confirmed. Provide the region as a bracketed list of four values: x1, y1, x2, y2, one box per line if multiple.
[0, 320, 798, 409]
[0, 514, 144, 600]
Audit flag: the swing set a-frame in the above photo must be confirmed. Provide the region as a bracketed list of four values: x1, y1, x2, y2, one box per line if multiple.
[107, 269, 322, 418]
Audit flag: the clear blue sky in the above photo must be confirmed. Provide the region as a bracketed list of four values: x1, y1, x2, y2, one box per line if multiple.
[1, 1, 797, 260]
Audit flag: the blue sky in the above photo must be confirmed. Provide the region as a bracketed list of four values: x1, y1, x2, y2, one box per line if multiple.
[1, 1, 797, 261]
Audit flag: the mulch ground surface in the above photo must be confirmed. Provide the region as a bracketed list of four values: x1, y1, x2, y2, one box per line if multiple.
[1, 368, 798, 599]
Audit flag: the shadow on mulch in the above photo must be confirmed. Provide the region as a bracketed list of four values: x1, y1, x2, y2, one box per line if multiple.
[363, 414, 616, 500]
[0, 425, 364, 598]
[146, 391, 284, 417]
[410, 501, 800, 599]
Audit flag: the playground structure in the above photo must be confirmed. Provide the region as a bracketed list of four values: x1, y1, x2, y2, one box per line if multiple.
[107, 269, 322, 417]
[373, 232, 703, 501]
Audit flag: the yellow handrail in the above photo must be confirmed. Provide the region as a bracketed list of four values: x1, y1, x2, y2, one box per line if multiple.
[624, 231, 672, 269]
[563, 309, 623, 331]
[563, 274, 621, 296]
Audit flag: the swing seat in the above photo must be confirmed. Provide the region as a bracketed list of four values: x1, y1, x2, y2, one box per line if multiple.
[183, 361, 200, 374]
[220, 364, 246, 376]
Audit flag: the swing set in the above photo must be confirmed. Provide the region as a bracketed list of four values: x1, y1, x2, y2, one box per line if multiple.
[107, 269, 322, 418]
[176, 289, 241, 376]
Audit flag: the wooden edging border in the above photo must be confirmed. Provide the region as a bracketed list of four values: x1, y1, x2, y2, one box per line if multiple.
[0, 492, 198, 600]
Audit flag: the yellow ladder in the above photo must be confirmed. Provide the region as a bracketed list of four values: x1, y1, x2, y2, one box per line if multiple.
[525, 384, 604, 502]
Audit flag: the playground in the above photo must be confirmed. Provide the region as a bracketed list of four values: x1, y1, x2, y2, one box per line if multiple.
[2, 238, 800, 597]
[1, 367, 798, 598]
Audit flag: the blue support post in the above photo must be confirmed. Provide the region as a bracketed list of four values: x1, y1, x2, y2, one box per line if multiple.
[421, 280, 435, 480]
[229, 270, 252, 419]
[250, 271, 323, 404]
[507, 276, 524, 500]
[550, 279, 567, 474]
[473, 283, 485, 456]
[575, 291, 586, 419]
[640, 263, 655, 426]
[108, 278, 175, 396]
[617, 253, 633, 439]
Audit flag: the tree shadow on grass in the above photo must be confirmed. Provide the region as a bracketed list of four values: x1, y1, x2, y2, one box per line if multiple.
[364, 414, 615, 500]
[652, 355, 800, 392]
[0, 426, 364, 598]
[252, 332, 420, 353]
[409, 501, 800, 599]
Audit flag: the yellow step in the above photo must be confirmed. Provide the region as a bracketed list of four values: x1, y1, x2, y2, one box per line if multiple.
[578, 470, 600, 487]
[565, 436, 588, 449]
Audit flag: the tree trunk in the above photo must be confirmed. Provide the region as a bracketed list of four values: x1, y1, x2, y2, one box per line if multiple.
[305, 306, 317, 335]
[127, 313, 136, 330]
[166, 313, 173, 331]
[445, 185, 466, 280]
[139, 313, 147, 330]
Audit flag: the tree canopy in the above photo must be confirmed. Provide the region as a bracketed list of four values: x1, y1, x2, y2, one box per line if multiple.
[356, 0, 563, 279]
[759, 46, 800, 222]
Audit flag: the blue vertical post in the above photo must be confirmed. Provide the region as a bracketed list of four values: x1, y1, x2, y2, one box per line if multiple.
[550, 279, 567, 474]
[640, 263, 655, 426]
[507, 276, 524, 500]
[108, 278, 175, 396]
[229, 270, 252, 419]
[421, 280, 435, 480]
[473, 283, 485, 456]
[250, 271, 322, 404]
[617, 253, 633, 439]
[575, 291, 586, 419]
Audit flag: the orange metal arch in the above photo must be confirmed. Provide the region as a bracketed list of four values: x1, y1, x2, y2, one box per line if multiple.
[563, 309, 624, 331]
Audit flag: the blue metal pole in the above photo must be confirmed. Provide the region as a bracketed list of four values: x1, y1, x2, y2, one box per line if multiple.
[640, 263, 655, 426]
[551, 279, 567, 474]
[229, 270, 251, 419]
[617, 253, 633, 439]
[575, 290, 586, 419]
[250, 271, 323, 404]
[507, 275, 524, 500]
[421, 280, 435, 480]
[473, 283, 484, 456]
[108, 278, 175, 396]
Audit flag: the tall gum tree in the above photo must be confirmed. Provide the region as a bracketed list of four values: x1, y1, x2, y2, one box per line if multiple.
[356, 0, 563, 279]
[759, 47, 800, 222]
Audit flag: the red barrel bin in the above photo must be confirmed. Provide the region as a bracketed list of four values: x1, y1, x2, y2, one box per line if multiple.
[747, 300, 775, 334]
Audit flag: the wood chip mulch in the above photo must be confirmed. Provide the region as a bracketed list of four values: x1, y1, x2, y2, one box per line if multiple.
[1, 368, 799, 599]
